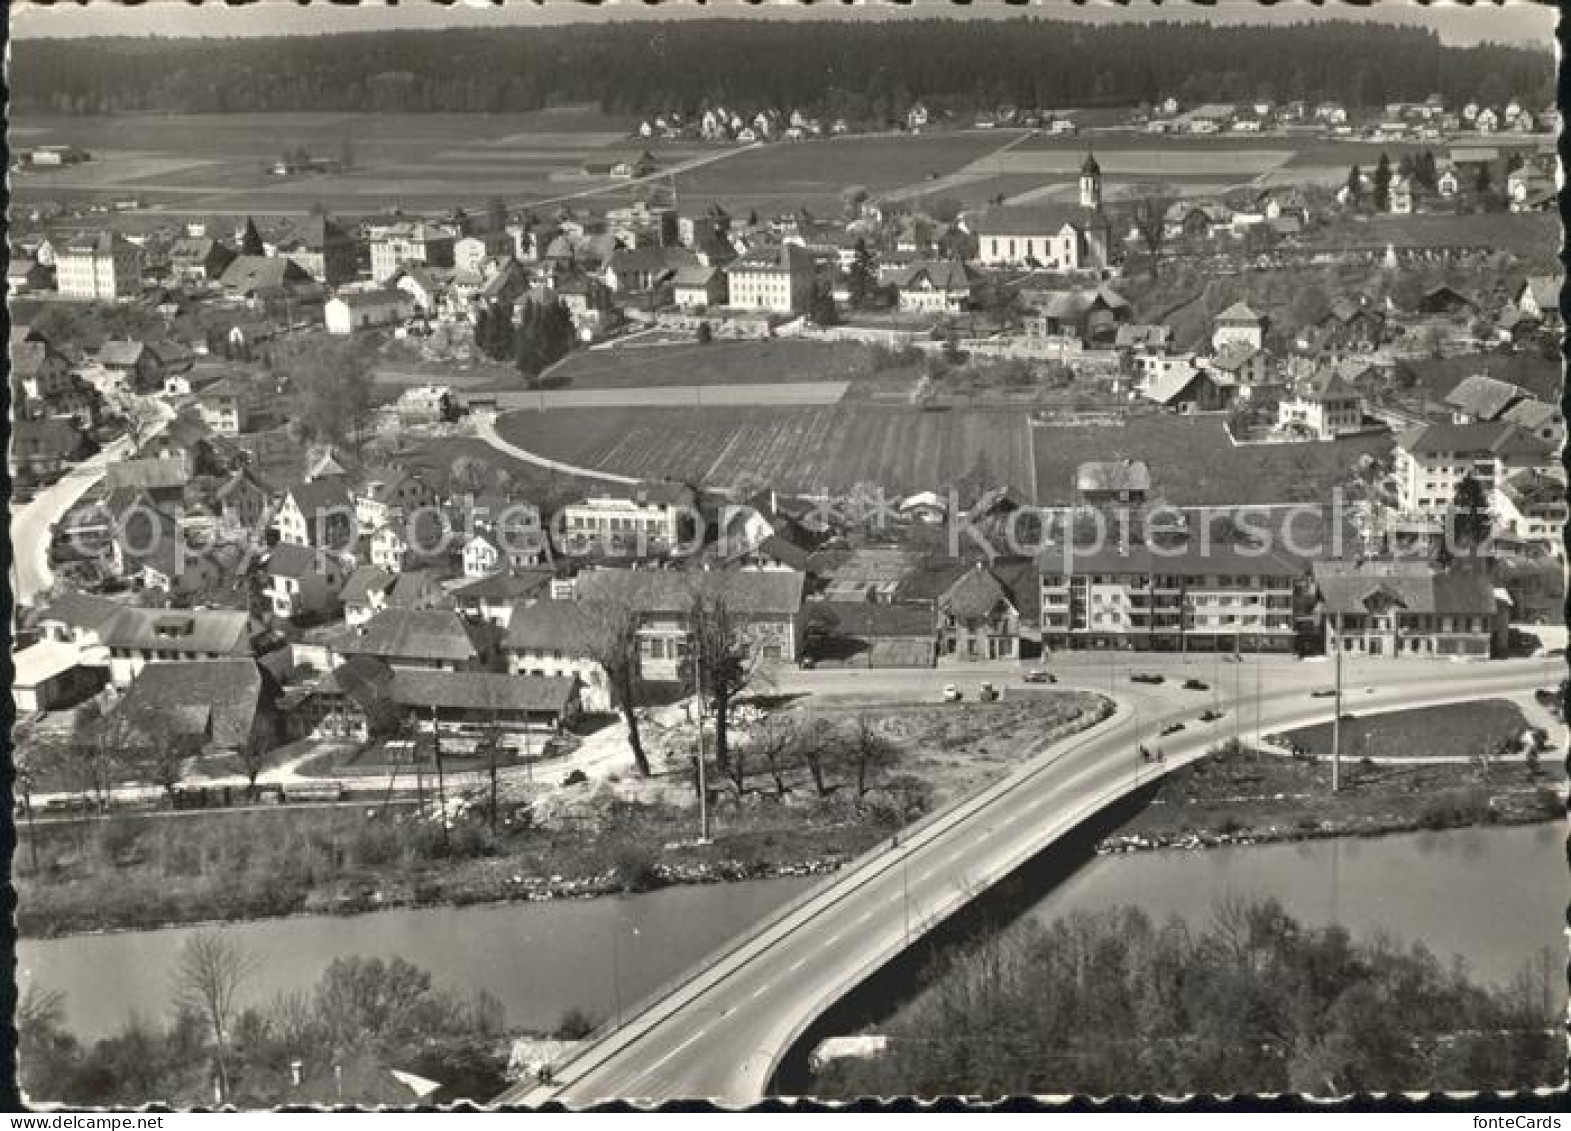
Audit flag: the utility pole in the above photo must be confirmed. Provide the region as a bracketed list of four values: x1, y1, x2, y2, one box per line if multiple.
[694, 635, 710, 841]
[1331, 612, 1343, 793]
[432, 703, 450, 850]
[487, 718, 499, 836]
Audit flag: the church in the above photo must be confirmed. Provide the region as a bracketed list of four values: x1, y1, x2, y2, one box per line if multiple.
[970, 153, 1115, 273]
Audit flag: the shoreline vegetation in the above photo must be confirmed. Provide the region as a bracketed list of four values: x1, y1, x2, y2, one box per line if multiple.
[18, 696, 1559, 941]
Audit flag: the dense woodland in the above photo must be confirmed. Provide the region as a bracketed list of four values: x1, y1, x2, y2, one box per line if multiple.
[13, 21, 1553, 118]
[815, 900, 1565, 1097]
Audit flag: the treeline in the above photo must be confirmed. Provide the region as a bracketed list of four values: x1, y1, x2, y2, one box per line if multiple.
[816, 898, 1564, 1097]
[13, 21, 1552, 119]
[19, 934, 510, 1105]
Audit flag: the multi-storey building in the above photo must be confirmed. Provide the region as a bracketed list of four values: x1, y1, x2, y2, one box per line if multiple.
[1039, 538, 1305, 652]
[558, 481, 698, 555]
[56, 231, 143, 300]
[1393, 421, 1550, 517]
[1312, 560, 1504, 659]
[370, 222, 456, 283]
[724, 244, 816, 314]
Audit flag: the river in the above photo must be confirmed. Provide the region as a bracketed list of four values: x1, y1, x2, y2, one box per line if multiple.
[18, 823, 1564, 1043]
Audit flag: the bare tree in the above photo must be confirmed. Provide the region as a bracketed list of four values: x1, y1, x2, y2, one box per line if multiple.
[174, 930, 256, 1102]
[750, 714, 802, 798]
[576, 599, 654, 776]
[684, 584, 769, 778]
[1125, 182, 1178, 279]
[846, 713, 900, 799]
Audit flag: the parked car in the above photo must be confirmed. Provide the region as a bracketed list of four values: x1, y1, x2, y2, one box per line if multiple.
[941, 683, 962, 702]
[978, 682, 1000, 702]
[1023, 669, 1056, 684]
[1310, 688, 1337, 698]
[1160, 722, 1186, 737]
[1130, 673, 1164, 685]
[1182, 678, 1208, 691]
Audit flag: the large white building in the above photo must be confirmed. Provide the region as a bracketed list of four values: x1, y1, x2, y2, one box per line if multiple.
[557, 481, 699, 555]
[1393, 421, 1551, 517]
[56, 231, 142, 300]
[725, 244, 816, 314]
[971, 154, 1113, 271]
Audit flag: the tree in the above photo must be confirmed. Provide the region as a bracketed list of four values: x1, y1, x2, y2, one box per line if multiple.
[846, 237, 877, 310]
[576, 600, 654, 777]
[1449, 473, 1493, 555]
[280, 336, 377, 453]
[239, 216, 265, 257]
[1372, 151, 1393, 212]
[449, 454, 490, 498]
[1125, 182, 1177, 279]
[16, 986, 80, 1102]
[1344, 164, 1364, 209]
[486, 195, 508, 235]
[809, 278, 839, 327]
[683, 584, 768, 779]
[695, 320, 713, 344]
[173, 931, 256, 1103]
[840, 184, 869, 220]
[513, 298, 577, 378]
[846, 713, 900, 799]
[750, 715, 803, 798]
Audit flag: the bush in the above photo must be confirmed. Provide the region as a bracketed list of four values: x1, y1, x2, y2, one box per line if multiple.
[1418, 787, 1491, 830]
[554, 1008, 597, 1040]
[610, 842, 661, 893]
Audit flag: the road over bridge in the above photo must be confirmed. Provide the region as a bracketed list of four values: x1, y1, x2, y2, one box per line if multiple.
[499, 657, 1553, 1106]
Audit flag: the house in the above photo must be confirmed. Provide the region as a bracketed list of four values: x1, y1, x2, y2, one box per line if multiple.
[11, 417, 96, 480]
[1444, 374, 1527, 424]
[264, 543, 349, 622]
[970, 186, 1112, 272]
[392, 265, 452, 317]
[215, 467, 272, 539]
[802, 602, 938, 668]
[937, 563, 1024, 662]
[672, 264, 729, 310]
[1076, 460, 1151, 508]
[1493, 470, 1567, 554]
[572, 568, 806, 679]
[1388, 174, 1415, 215]
[168, 236, 237, 285]
[370, 222, 456, 283]
[1142, 365, 1230, 414]
[275, 479, 358, 550]
[115, 659, 282, 758]
[277, 213, 360, 286]
[367, 510, 449, 573]
[881, 260, 976, 314]
[1437, 166, 1461, 197]
[325, 288, 415, 335]
[330, 607, 493, 671]
[55, 231, 142, 300]
[1393, 421, 1551, 517]
[1416, 285, 1476, 318]
[395, 384, 456, 426]
[1312, 560, 1503, 659]
[354, 468, 436, 534]
[1204, 340, 1269, 394]
[195, 375, 262, 435]
[462, 525, 550, 577]
[725, 244, 816, 314]
[1277, 367, 1363, 439]
[455, 231, 514, 275]
[1039, 538, 1304, 652]
[317, 657, 578, 744]
[1498, 398, 1563, 449]
[97, 340, 164, 391]
[898, 491, 950, 524]
[502, 599, 611, 711]
[603, 246, 693, 294]
[559, 481, 699, 556]
[96, 606, 258, 686]
[452, 569, 555, 629]
[8, 256, 54, 294]
[1513, 275, 1559, 325]
[13, 640, 107, 713]
[340, 565, 397, 628]
[1212, 302, 1266, 351]
[105, 457, 191, 507]
[218, 255, 317, 303]
[12, 337, 75, 404]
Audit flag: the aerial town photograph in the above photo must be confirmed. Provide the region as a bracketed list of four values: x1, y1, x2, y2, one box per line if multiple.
[6, 0, 1565, 1113]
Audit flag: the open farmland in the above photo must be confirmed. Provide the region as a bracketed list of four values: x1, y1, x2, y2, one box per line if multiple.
[495, 403, 1035, 497]
[547, 339, 898, 391]
[1032, 414, 1394, 507]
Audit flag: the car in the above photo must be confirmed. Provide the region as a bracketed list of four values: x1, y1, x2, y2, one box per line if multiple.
[1310, 688, 1337, 698]
[798, 656, 816, 670]
[978, 682, 1000, 702]
[1199, 708, 1225, 722]
[1182, 678, 1208, 691]
[1130, 673, 1165, 685]
[1023, 668, 1057, 684]
[1160, 722, 1186, 737]
[1534, 687, 1562, 705]
[941, 683, 962, 702]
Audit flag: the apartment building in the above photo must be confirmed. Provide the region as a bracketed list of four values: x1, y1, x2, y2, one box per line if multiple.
[56, 231, 143, 300]
[1393, 421, 1551, 517]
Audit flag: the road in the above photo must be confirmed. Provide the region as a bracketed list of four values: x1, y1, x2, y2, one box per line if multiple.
[11, 435, 134, 610]
[501, 656, 1554, 1106]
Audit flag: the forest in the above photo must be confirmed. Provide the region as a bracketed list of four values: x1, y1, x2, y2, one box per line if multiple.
[13, 20, 1553, 120]
[814, 899, 1565, 1097]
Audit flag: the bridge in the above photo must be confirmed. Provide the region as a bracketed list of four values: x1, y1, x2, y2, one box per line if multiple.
[498, 658, 1552, 1106]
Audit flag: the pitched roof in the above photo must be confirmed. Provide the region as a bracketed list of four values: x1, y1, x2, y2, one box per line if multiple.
[971, 204, 1109, 237]
[1397, 421, 1547, 458]
[334, 608, 485, 664]
[116, 660, 275, 748]
[502, 599, 598, 651]
[939, 563, 1015, 620]
[1500, 398, 1559, 433]
[1443, 374, 1526, 421]
[97, 339, 149, 368]
[98, 607, 255, 655]
[334, 287, 408, 309]
[266, 542, 337, 579]
[37, 591, 128, 632]
[386, 569, 449, 609]
[1520, 275, 1559, 311]
[219, 255, 311, 294]
[342, 564, 396, 605]
[574, 568, 805, 617]
[1215, 301, 1263, 324]
[884, 260, 973, 291]
[105, 457, 189, 494]
[808, 601, 936, 638]
[386, 668, 578, 714]
[1294, 366, 1360, 402]
[1311, 561, 1499, 618]
[1144, 365, 1209, 406]
[453, 568, 555, 604]
[283, 477, 356, 516]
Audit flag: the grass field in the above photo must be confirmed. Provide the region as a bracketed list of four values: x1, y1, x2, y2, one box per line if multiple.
[495, 403, 1036, 497]
[547, 339, 894, 390]
[1277, 700, 1533, 762]
[1032, 414, 1394, 507]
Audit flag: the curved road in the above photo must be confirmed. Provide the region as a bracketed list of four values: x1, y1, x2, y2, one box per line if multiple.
[12, 434, 135, 610]
[501, 657, 1555, 1106]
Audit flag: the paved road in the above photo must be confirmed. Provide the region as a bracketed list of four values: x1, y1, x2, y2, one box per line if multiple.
[502, 657, 1553, 1106]
[11, 435, 135, 610]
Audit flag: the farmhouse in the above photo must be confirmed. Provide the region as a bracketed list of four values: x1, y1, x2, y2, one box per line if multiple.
[326, 288, 416, 335]
[329, 608, 494, 672]
[114, 660, 282, 759]
[503, 600, 611, 712]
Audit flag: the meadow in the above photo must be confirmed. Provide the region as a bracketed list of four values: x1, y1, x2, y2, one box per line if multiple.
[494, 402, 1037, 498]
[545, 339, 890, 390]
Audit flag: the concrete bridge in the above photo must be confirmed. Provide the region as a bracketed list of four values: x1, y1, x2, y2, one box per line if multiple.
[497, 658, 1551, 1106]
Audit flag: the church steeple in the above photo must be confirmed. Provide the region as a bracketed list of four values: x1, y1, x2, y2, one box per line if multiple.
[1079, 150, 1102, 210]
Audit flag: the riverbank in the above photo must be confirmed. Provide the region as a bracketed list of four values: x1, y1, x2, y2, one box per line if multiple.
[17, 692, 1107, 939]
[1096, 736, 1564, 855]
